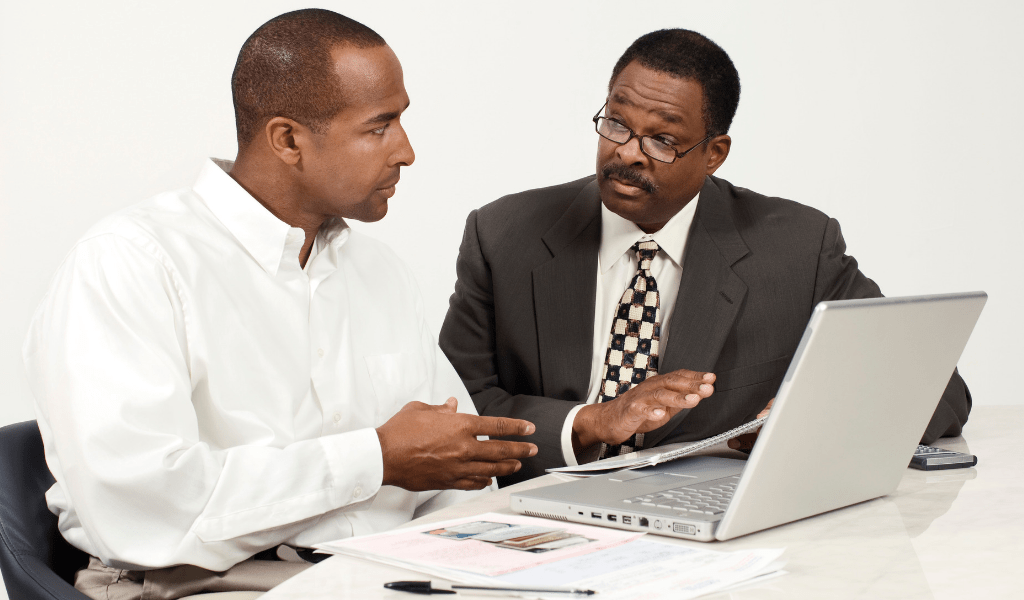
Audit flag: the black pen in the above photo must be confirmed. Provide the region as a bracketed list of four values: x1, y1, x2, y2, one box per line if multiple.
[452, 584, 595, 596]
[384, 581, 455, 595]
[384, 581, 596, 596]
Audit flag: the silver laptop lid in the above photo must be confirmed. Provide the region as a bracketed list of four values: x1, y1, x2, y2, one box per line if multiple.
[716, 291, 986, 540]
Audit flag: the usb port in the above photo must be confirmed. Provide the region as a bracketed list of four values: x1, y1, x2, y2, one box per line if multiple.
[622, 516, 632, 525]
[591, 512, 601, 519]
[607, 514, 617, 522]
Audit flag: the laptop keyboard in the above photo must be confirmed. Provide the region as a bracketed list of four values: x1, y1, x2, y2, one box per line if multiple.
[622, 475, 740, 516]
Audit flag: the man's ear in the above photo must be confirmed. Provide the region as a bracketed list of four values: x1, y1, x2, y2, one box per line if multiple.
[264, 117, 306, 166]
[705, 134, 731, 176]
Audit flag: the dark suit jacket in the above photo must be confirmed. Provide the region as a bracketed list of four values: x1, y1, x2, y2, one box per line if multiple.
[439, 175, 971, 484]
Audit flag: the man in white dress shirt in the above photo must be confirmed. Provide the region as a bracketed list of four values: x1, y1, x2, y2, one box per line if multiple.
[23, 9, 536, 599]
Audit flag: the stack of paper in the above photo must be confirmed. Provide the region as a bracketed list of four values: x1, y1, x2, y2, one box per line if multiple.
[316, 513, 784, 599]
[548, 417, 768, 477]
[316, 512, 642, 584]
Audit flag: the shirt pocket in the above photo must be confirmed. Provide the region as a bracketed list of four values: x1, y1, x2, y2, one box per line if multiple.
[713, 355, 792, 393]
[364, 352, 430, 421]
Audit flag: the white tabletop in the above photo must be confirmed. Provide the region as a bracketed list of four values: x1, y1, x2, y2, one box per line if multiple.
[262, 406, 1022, 600]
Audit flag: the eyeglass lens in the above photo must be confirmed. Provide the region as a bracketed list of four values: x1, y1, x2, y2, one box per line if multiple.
[595, 117, 678, 163]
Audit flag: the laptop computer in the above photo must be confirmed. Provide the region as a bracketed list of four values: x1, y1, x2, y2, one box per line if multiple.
[510, 292, 986, 541]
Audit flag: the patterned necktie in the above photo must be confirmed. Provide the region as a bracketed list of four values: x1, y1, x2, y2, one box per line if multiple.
[598, 240, 662, 458]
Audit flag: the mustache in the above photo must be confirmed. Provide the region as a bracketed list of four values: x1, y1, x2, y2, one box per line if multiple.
[600, 163, 657, 194]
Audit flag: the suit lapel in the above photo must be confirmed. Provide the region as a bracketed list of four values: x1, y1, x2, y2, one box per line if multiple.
[646, 176, 750, 446]
[533, 180, 601, 401]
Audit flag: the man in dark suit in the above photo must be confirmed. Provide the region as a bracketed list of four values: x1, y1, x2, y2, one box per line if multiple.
[439, 29, 970, 485]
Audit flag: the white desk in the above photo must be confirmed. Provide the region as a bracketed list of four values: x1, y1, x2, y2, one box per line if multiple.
[262, 406, 1022, 600]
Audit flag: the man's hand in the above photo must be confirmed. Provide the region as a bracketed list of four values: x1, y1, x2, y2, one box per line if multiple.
[727, 398, 775, 452]
[376, 397, 537, 491]
[572, 369, 716, 453]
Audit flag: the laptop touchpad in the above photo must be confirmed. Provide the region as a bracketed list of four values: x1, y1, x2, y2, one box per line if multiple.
[612, 473, 697, 485]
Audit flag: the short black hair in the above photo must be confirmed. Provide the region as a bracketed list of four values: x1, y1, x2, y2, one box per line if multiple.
[610, 29, 740, 137]
[231, 9, 386, 149]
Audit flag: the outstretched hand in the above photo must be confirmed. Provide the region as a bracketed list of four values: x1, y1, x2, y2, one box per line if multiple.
[572, 369, 716, 453]
[727, 398, 775, 452]
[376, 397, 537, 491]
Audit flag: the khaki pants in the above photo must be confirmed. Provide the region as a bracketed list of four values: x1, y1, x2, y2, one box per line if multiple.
[75, 554, 311, 600]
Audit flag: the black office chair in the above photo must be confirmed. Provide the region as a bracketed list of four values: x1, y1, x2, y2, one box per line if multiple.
[0, 420, 90, 599]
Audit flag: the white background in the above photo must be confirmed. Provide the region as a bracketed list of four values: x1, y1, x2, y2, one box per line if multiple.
[0, 0, 1021, 592]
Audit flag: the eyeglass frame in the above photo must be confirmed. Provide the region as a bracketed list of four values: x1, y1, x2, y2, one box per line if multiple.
[592, 103, 713, 164]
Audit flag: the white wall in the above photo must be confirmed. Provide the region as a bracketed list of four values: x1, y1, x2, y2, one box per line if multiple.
[4, 0, 1023, 422]
[1, 0, 1021, 596]
[4, 0, 1022, 426]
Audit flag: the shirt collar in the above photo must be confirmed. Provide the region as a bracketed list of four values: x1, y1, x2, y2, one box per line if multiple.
[308, 216, 350, 274]
[599, 192, 700, 273]
[193, 158, 350, 276]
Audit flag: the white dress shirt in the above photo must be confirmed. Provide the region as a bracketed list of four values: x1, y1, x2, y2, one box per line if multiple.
[23, 159, 485, 571]
[559, 195, 699, 465]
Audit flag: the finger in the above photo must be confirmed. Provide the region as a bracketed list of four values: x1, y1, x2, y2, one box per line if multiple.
[756, 398, 775, 419]
[629, 405, 666, 428]
[620, 396, 661, 427]
[613, 390, 690, 428]
[465, 415, 536, 438]
[452, 476, 494, 491]
[666, 369, 716, 385]
[728, 432, 759, 450]
[729, 434, 753, 448]
[649, 388, 703, 409]
[437, 397, 458, 413]
[464, 439, 537, 462]
[660, 368, 715, 383]
[458, 459, 524, 479]
[655, 372, 716, 397]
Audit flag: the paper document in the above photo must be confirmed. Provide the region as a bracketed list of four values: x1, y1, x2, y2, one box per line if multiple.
[558, 541, 785, 600]
[315, 512, 641, 580]
[548, 416, 767, 477]
[316, 512, 784, 599]
[498, 539, 785, 600]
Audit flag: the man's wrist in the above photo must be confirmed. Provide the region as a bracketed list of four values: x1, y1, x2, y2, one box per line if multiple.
[571, 404, 602, 453]
[375, 426, 394, 487]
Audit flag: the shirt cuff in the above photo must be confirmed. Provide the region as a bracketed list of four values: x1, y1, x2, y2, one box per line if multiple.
[319, 427, 384, 506]
[560, 404, 588, 466]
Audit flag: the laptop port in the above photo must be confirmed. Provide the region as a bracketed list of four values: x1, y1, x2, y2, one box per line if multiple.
[672, 523, 696, 535]
[622, 516, 632, 525]
[591, 512, 601, 519]
[639, 517, 649, 527]
[607, 514, 617, 522]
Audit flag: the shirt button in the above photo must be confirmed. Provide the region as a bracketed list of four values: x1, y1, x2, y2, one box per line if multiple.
[317, 348, 325, 357]
[353, 486, 363, 498]
[333, 413, 342, 423]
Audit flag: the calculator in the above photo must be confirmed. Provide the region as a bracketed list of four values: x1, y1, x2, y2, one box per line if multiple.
[909, 444, 977, 470]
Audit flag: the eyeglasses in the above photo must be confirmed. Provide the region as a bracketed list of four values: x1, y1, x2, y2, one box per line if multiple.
[592, 103, 712, 164]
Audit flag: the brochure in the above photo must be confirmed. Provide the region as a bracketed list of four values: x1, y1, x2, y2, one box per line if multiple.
[547, 416, 768, 477]
[316, 512, 641, 579]
[314, 512, 785, 599]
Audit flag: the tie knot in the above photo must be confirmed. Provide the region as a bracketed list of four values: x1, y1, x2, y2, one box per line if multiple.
[632, 240, 659, 270]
